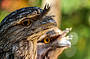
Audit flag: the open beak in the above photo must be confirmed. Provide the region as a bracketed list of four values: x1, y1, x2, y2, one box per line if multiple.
[37, 27, 72, 59]
[56, 28, 72, 48]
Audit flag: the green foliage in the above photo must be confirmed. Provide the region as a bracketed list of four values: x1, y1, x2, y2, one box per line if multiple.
[0, 11, 9, 22]
[60, 0, 90, 59]
[61, 0, 88, 14]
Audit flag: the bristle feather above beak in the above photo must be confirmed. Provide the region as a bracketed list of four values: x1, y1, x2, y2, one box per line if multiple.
[41, 4, 50, 17]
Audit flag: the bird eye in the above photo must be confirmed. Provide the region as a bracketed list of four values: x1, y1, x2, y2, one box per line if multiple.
[44, 38, 50, 44]
[22, 19, 31, 26]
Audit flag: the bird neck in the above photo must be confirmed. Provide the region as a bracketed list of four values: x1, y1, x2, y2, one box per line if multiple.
[13, 39, 37, 59]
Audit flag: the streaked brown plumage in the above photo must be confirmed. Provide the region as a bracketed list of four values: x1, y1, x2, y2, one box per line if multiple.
[0, 5, 72, 59]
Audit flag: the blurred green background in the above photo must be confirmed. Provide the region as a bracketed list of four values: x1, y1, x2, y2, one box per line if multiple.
[0, 0, 90, 59]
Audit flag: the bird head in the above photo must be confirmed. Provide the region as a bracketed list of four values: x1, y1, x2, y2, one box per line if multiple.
[0, 5, 72, 59]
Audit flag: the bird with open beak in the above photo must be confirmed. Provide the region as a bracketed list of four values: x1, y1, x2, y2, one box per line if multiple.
[0, 4, 72, 59]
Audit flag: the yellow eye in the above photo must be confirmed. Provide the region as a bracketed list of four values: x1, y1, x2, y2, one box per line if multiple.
[44, 38, 50, 44]
[22, 20, 31, 26]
